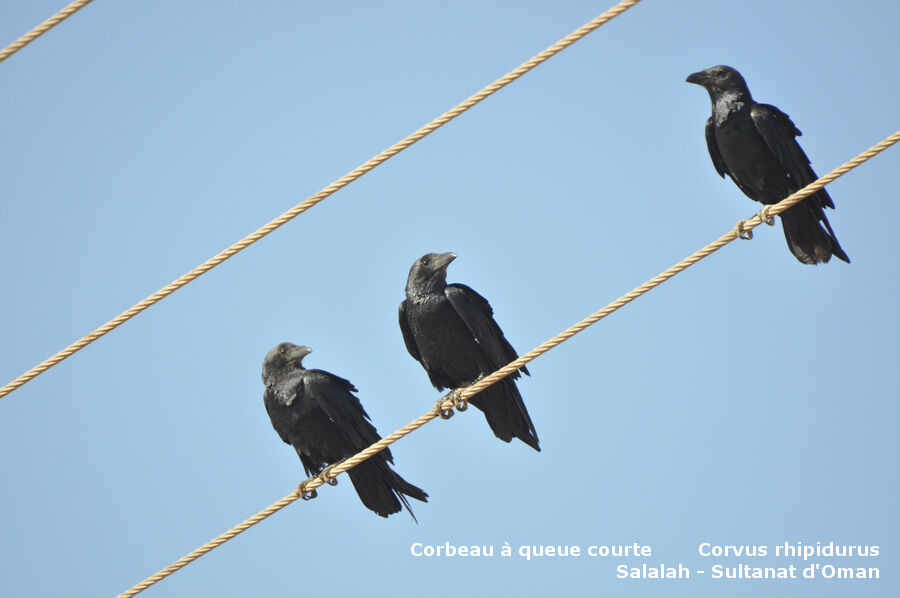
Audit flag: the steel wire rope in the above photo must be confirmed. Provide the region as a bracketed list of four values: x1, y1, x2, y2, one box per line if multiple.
[0, 0, 643, 400]
[118, 129, 900, 597]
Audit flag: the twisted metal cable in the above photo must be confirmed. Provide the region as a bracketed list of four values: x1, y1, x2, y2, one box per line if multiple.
[0, 0, 94, 64]
[0, 0, 643, 401]
[118, 129, 899, 597]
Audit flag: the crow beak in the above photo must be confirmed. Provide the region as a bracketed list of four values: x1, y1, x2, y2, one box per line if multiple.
[288, 345, 313, 362]
[685, 70, 707, 85]
[434, 252, 457, 271]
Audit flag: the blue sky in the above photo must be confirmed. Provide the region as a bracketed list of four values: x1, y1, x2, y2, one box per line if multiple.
[0, 1, 897, 596]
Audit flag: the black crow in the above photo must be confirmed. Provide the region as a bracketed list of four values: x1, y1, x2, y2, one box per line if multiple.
[399, 252, 539, 451]
[686, 65, 849, 264]
[262, 342, 428, 520]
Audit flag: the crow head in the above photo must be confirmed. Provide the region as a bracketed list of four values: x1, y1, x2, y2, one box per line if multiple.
[686, 65, 751, 97]
[262, 342, 312, 385]
[406, 252, 456, 295]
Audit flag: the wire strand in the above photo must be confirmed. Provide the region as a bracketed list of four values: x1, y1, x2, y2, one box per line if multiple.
[0, 0, 643, 401]
[0, 0, 93, 64]
[117, 129, 900, 597]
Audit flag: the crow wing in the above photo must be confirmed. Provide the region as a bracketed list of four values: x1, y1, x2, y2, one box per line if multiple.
[750, 103, 835, 209]
[263, 387, 292, 445]
[444, 283, 528, 378]
[704, 116, 728, 178]
[398, 300, 422, 363]
[303, 370, 395, 463]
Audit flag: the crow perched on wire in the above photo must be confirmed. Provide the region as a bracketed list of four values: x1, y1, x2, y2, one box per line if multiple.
[399, 252, 539, 451]
[262, 342, 428, 520]
[686, 65, 849, 265]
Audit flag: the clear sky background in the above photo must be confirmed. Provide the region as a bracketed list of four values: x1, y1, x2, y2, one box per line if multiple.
[0, 1, 897, 596]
